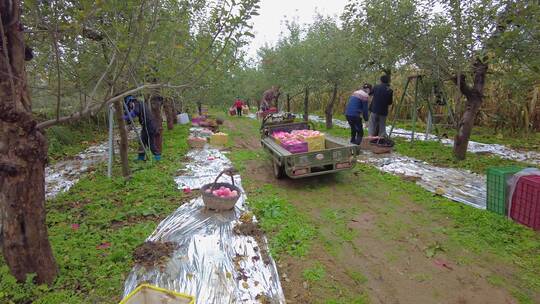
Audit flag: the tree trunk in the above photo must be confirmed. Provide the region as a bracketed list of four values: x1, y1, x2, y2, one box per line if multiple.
[113, 100, 131, 178]
[163, 98, 175, 130]
[286, 94, 290, 112]
[383, 68, 392, 83]
[325, 83, 338, 129]
[452, 59, 488, 160]
[0, 0, 57, 284]
[453, 99, 481, 159]
[303, 87, 309, 122]
[150, 95, 163, 154]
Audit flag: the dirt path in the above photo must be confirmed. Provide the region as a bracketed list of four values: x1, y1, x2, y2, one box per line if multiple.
[223, 117, 536, 304]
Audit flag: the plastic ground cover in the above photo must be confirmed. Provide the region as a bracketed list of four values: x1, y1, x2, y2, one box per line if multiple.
[298, 113, 540, 165]
[358, 151, 487, 209]
[123, 128, 285, 304]
[251, 114, 487, 209]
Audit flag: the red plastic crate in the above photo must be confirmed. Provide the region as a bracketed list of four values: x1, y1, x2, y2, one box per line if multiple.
[509, 175, 540, 230]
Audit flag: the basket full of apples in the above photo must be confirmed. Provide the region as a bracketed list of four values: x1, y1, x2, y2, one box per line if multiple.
[201, 168, 240, 211]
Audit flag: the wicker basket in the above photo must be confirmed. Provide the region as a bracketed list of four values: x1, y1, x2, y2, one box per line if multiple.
[201, 169, 240, 211]
[188, 137, 206, 149]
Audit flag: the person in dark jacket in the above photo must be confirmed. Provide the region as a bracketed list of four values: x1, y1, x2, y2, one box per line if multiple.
[369, 75, 393, 137]
[345, 85, 370, 145]
[123, 95, 161, 161]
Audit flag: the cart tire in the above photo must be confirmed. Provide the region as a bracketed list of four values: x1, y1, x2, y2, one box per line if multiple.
[273, 161, 285, 179]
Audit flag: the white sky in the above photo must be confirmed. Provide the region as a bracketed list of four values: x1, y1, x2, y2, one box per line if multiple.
[246, 0, 349, 60]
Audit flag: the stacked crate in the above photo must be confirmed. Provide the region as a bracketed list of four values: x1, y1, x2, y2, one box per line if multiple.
[509, 175, 540, 230]
[486, 166, 523, 215]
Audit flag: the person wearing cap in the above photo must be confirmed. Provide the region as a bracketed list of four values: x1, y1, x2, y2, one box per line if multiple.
[369, 75, 393, 137]
[345, 84, 371, 145]
[123, 95, 161, 161]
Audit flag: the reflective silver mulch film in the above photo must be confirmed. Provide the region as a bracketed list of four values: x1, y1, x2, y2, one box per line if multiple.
[45, 130, 138, 199]
[45, 142, 110, 199]
[388, 127, 540, 165]
[123, 130, 286, 304]
[299, 113, 539, 165]
[359, 152, 487, 209]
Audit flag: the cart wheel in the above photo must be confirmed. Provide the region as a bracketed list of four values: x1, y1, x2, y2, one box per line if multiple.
[273, 160, 285, 179]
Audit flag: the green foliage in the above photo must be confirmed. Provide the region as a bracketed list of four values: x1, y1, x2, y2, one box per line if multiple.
[325, 295, 369, 304]
[47, 121, 107, 162]
[248, 184, 316, 258]
[302, 263, 326, 282]
[23, 0, 261, 117]
[346, 270, 368, 285]
[392, 138, 535, 174]
[0, 125, 190, 303]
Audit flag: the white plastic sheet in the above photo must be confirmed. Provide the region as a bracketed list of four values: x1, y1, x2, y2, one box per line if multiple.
[123, 130, 286, 304]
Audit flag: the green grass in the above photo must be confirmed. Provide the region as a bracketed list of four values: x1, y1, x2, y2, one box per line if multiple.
[392, 138, 534, 174]
[346, 270, 368, 285]
[227, 117, 540, 303]
[248, 184, 316, 258]
[302, 262, 326, 282]
[47, 121, 108, 162]
[0, 125, 191, 304]
[355, 164, 540, 300]
[227, 149, 264, 171]
[393, 121, 540, 151]
[314, 121, 535, 174]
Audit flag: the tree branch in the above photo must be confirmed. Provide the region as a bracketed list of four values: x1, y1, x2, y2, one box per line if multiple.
[36, 83, 192, 129]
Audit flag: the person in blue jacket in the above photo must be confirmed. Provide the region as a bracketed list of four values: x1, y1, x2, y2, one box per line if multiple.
[345, 84, 371, 145]
[123, 95, 161, 161]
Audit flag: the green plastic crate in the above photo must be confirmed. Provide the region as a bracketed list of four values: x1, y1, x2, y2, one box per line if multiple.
[486, 166, 523, 215]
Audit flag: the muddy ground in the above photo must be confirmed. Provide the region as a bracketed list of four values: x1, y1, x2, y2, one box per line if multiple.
[223, 118, 532, 304]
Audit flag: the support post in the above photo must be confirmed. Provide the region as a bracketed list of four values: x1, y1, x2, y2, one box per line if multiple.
[388, 77, 411, 138]
[411, 76, 421, 143]
[107, 105, 114, 178]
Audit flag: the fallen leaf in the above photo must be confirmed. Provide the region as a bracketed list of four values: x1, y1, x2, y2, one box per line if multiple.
[434, 259, 453, 270]
[183, 188, 192, 194]
[96, 242, 111, 250]
[71, 224, 80, 230]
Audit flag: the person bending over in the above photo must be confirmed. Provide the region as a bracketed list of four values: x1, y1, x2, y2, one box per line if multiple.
[345, 85, 370, 145]
[123, 95, 161, 161]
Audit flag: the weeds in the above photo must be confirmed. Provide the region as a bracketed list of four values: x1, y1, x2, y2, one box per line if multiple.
[0, 125, 190, 303]
[248, 184, 316, 258]
[302, 262, 326, 282]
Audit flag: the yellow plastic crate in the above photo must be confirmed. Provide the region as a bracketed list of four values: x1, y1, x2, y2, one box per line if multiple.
[210, 132, 229, 146]
[120, 284, 195, 304]
[303, 134, 325, 152]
